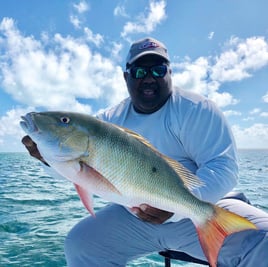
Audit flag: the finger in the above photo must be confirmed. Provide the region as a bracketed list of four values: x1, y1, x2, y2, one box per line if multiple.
[131, 207, 164, 224]
[21, 136, 50, 166]
[140, 204, 162, 217]
[22, 137, 38, 156]
[140, 204, 173, 218]
[21, 135, 35, 147]
[22, 136, 39, 156]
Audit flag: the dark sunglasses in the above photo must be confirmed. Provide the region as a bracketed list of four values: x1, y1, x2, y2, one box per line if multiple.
[127, 65, 168, 79]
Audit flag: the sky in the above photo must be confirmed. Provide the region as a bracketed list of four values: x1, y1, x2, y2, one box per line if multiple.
[0, 0, 268, 152]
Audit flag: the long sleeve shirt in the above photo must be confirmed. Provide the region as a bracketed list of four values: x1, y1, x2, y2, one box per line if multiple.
[97, 88, 238, 204]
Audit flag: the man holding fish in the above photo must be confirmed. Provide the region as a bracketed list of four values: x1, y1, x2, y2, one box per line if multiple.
[22, 37, 268, 266]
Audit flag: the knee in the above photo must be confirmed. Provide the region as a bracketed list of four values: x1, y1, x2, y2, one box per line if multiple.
[221, 191, 251, 204]
[64, 219, 110, 266]
[64, 226, 82, 258]
[64, 226, 96, 266]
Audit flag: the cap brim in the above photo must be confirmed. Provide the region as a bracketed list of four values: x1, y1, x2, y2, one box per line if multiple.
[128, 51, 169, 65]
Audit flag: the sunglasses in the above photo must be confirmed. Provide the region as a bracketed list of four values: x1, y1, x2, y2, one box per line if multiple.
[127, 65, 168, 79]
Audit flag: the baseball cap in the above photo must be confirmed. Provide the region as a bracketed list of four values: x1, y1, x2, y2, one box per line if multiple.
[126, 37, 170, 67]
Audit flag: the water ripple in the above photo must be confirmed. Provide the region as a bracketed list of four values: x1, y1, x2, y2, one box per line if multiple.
[0, 151, 267, 267]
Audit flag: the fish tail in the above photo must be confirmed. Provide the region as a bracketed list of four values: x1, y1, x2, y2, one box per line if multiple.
[196, 205, 257, 267]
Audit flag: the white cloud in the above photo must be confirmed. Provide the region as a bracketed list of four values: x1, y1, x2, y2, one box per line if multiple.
[84, 27, 104, 46]
[70, 1, 90, 29]
[172, 57, 239, 107]
[0, 107, 34, 137]
[0, 17, 128, 152]
[110, 41, 123, 62]
[172, 57, 211, 95]
[232, 124, 268, 149]
[208, 92, 239, 108]
[0, 107, 36, 152]
[0, 18, 127, 115]
[208, 31, 214, 40]
[73, 1, 89, 13]
[121, 0, 166, 38]
[171, 36, 268, 109]
[114, 4, 128, 18]
[211, 36, 268, 83]
[263, 92, 268, 103]
[260, 112, 268, 117]
[223, 110, 242, 117]
[248, 108, 268, 119]
[70, 15, 82, 29]
[242, 117, 255, 121]
[249, 108, 261, 115]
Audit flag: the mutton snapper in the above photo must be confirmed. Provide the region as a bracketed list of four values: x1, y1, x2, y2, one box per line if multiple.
[20, 111, 256, 267]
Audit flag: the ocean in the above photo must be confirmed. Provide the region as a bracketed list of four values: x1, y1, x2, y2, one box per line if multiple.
[1, 150, 267, 267]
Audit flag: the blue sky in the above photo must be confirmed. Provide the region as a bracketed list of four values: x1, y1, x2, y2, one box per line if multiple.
[0, 0, 267, 152]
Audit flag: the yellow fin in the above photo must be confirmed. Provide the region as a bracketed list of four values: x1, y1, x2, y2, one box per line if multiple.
[114, 124, 203, 190]
[197, 205, 257, 267]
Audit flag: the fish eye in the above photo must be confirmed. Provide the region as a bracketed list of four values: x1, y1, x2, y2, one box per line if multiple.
[60, 116, 70, 124]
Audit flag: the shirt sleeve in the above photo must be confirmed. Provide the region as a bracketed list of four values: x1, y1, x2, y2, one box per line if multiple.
[179, 98, 238, 203]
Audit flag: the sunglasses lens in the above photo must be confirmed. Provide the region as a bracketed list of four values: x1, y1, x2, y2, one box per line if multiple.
[131, 67, 147, 79]
[151, 65, 167, 78]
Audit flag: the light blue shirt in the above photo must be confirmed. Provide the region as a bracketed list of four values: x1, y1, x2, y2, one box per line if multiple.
[97, 87, 238, 204]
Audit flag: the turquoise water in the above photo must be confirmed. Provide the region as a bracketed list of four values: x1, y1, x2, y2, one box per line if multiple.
[1, 150, 267, 267]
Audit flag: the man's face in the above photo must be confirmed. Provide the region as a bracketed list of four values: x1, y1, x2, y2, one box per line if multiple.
[124, 55, 172, 114]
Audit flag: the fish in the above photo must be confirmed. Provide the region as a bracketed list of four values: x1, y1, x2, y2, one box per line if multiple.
[20, 111, 257, 267]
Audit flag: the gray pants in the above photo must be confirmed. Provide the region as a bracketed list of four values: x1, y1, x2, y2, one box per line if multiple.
[64, 192, 268, 267]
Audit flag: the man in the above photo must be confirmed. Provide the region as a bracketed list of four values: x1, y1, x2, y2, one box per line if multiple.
[22, 37, 268, 266]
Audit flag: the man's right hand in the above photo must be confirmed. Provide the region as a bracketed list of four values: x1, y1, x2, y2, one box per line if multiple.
[21, 135, 50, 166]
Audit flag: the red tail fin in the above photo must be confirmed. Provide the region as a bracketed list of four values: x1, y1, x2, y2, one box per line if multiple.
[196, 206, 257, 267]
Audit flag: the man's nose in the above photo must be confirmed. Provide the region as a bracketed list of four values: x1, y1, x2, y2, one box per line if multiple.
[143, 71, 155, 82]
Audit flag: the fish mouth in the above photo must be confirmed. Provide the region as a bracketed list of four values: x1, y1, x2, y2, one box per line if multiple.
[20, 112, 38, 134]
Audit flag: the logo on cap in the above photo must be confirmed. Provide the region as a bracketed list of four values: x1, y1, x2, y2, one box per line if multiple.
[139, 41, 159, 50]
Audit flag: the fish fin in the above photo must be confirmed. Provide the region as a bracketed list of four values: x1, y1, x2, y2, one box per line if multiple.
[113, 124, 203, 190]
[113, 124, 154, 148]
[74, 183, 96, 217]
[78, 161, 122, 195]
[196, 205, 257, 267]
[162, 156, 203, 189]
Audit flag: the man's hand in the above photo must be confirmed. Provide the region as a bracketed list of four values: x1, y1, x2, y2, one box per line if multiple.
[21, 135, 49, 166]
[131, 204, 173, 224]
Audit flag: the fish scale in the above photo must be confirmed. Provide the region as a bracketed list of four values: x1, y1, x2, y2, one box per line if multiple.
[89, 127, 195, 214]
